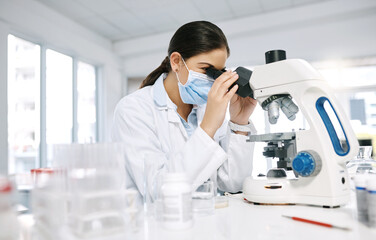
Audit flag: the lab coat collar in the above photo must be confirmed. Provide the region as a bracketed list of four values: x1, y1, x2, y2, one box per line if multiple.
[152, 73, 180, 123]
[153, 73, 168, 108]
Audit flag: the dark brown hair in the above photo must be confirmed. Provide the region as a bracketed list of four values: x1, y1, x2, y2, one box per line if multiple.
[140, 21, 230, 88]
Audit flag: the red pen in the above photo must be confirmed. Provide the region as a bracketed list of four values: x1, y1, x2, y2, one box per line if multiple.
[282, 215, 351, 231]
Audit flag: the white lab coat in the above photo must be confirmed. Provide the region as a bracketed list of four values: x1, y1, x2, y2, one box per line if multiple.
[111, 74, 255, 201]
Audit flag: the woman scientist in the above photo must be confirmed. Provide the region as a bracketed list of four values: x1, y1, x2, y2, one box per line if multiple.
[112, 21, 257, 199]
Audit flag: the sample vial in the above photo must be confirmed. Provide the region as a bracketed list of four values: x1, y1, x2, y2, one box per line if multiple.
[161, 173, 193, 230]
[367, 177, 376, 228]
[354, 175, 369, 224]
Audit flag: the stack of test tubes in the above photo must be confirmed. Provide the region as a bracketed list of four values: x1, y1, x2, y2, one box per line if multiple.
[31, 166, 69, 239]
[32, 143, 139, 239]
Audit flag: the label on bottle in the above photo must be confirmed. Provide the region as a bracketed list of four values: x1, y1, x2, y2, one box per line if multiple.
[163, 192, 192, 222]
[368, 192, 376, 227]
[356, 188, 368, 223]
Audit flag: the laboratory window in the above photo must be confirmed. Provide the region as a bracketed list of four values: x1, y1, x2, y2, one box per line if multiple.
[319, 63, 376, 158]
[7, 35, 40, 174]
[7, 35, 98, 174]
[46, 49, 73, 145]
[77, 61, 97, 143]
[319, 65, 376, 130]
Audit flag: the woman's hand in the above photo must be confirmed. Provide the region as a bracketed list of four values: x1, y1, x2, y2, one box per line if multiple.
[229, 95, 257, 135]
[229, 95, 257, 125]
[200, 70, 239, 138]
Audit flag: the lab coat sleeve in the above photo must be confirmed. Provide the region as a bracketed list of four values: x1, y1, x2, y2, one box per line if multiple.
[112, 97, 163, 198]
[111, 96, 228, 196]
[216, 121, 256, 193]
[175, 125, 228, 191]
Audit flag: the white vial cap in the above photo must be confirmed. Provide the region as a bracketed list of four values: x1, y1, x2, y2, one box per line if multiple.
[353, 175, 369, 188]
[366, 176, 376, 191]
[163, 172, 189, 183]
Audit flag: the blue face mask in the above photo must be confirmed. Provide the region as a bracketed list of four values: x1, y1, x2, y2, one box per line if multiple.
[176, 58, 215, 105]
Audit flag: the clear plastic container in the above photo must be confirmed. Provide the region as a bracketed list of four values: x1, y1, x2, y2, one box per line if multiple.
[0, 178, 12, 211]
[69, 211, 126, 238]
[70, 190, 125, 216]
[31, 143, 136, 239]
[192, 180, 215, 216]
[31, 173, 69, 230]
[347, 146, 376, 180]
[143, 153, 166, 220]
[31, 168, 55, 188]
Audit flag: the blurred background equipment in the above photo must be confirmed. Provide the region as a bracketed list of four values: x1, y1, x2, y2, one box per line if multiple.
[30, 143, 141, 239]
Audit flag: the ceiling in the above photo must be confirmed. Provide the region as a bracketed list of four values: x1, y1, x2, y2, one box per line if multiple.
[35, 0, 330, 42]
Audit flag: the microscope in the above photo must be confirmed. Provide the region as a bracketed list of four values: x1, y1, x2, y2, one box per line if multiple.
[207, 50, 359, 207]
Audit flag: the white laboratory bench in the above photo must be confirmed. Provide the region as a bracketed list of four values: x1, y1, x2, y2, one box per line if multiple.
[18, 193, 376, 240]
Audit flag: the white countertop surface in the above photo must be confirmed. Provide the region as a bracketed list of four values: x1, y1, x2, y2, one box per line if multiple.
[18, 191, 376, 240]
[137, 193, 376, 240]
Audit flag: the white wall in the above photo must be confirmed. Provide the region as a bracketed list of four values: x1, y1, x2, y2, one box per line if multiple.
[0, 0, 122, 142]
[115, 0, 376, 78]
[1, 0, 375, 161]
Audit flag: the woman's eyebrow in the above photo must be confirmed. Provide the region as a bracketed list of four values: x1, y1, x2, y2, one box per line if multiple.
[198, 62, 226, 71]
[198, 62, 213, 67]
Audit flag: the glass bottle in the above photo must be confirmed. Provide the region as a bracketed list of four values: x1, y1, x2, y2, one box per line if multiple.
[347, 146, 376, 180]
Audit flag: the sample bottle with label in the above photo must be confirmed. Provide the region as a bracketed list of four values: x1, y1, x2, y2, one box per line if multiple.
[347, 146, 376, 180]
[354, 175, 369, 224]
[161, 173, 193, 230]
[367, 177, 376, 228]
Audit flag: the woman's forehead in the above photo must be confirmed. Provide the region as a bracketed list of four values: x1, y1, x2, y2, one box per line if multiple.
[188, 48, 227, 69]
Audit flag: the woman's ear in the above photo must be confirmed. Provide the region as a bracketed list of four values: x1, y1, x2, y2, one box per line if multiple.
[169, 52, 181, 73]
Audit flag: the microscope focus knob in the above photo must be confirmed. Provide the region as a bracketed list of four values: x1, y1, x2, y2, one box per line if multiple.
[292, 151, 322, 177]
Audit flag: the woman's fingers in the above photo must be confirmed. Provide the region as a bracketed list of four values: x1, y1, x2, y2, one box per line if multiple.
[210, 71, 238, 97]
[222, 72, 239, 90]
[215, 69, 233, 83]
[202, 70, 242, 138]
[225, 84, 238, 101]
[216, 72, 238, 97]
[209, 70, 233, 93]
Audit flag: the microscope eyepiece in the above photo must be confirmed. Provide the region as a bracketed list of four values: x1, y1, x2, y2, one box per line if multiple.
[205, 67, 226, 80]
[205, 66, 254, 99]
[265, 50, 286, 64]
